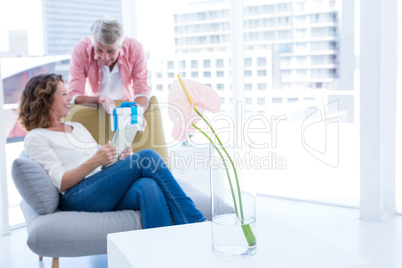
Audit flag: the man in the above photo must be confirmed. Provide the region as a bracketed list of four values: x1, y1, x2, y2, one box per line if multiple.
[68, 19, 151, 113]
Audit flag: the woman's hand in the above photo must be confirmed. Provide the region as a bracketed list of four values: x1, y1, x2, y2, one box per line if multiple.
[119, 147, 133, 160]
[98, 95, 116, 114]
[60, 141, 117, 192]
[94, 141, 118, 166]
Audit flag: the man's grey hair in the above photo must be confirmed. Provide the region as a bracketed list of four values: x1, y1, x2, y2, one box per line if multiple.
[91, 19, 124, 47]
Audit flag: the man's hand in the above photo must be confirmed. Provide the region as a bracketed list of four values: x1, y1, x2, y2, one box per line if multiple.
[135, 104, 147, 133]
[134, 96, 150, 112]
[98, 95, 116, 114]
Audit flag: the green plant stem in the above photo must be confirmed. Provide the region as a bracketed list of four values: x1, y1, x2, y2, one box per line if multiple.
[194, 125, 255, 246]
[193, 107, 245, 219]
[192, 108, 256, 246]
[192, 124, 240, 218]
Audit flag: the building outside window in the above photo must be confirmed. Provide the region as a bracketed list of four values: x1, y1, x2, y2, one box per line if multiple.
[258, 83, 267, 90]
[216, 59, 224, 67]
[203, 71, 211, 77]
[191, 60, 198, 68]
[216, 83, 224, 90]
[244, 57, 252, 67]
[167, 61, 174, 69]
[203, 59, 211, 68]
[257, 57, 266, 66]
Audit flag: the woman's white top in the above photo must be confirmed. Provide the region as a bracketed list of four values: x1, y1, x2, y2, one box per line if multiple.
[24, 122, 101, 193]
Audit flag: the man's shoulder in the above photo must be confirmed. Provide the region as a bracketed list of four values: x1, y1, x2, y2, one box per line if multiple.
[122, 37, 143, 53]
[76, 36, 92, 46]
[123, 36, 140, 45]
[72, 37, 93, 56]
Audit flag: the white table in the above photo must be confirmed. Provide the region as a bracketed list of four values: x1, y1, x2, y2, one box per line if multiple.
[107, 215, 371, 268]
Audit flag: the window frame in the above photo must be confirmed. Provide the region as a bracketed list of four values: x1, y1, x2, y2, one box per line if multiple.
[0, 65, 10, 235]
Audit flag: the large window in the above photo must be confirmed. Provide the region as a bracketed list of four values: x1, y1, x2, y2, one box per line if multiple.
[239, 0, 359, 206]
[1, 0, 398, 231]
[139, 0, 359, 207]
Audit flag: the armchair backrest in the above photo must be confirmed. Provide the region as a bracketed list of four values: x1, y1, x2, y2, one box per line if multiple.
[65, 96, 169, 166]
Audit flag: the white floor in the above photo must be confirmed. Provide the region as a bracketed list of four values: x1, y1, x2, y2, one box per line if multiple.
[1, 195, 402, 268]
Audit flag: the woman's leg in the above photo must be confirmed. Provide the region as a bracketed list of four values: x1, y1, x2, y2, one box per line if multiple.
[60, 158, 143, 212]
[60, 149, 206, 224]
[130, 149, 206, 224]
[114, 178, 172, 229]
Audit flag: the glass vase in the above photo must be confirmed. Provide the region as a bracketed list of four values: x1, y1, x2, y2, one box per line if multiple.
[210, 144, 257, 258]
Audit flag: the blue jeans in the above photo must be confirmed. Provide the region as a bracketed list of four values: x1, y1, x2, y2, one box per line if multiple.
[60, 149, 206, 228]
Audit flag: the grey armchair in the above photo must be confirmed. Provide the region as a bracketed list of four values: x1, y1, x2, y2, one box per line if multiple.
[12, 97, 211, 268]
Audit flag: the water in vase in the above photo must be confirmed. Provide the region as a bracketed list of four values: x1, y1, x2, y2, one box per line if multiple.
[212, 213, 257, 258]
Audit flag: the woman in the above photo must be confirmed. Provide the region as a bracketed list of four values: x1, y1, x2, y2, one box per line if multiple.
[68, 19, 150, 113]
[19, 74, 206, 228]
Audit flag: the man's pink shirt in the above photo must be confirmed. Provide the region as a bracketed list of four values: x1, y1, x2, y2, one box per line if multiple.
[68, 37, 151, 101]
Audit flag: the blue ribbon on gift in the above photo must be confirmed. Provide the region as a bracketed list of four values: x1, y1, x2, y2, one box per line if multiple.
[112, 102, 137, 131]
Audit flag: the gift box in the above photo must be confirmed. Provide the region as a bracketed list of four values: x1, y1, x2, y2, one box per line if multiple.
[110, 102, 144, 132]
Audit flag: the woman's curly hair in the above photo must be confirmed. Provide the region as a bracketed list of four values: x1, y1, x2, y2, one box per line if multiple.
[18, 74, 64, 131]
